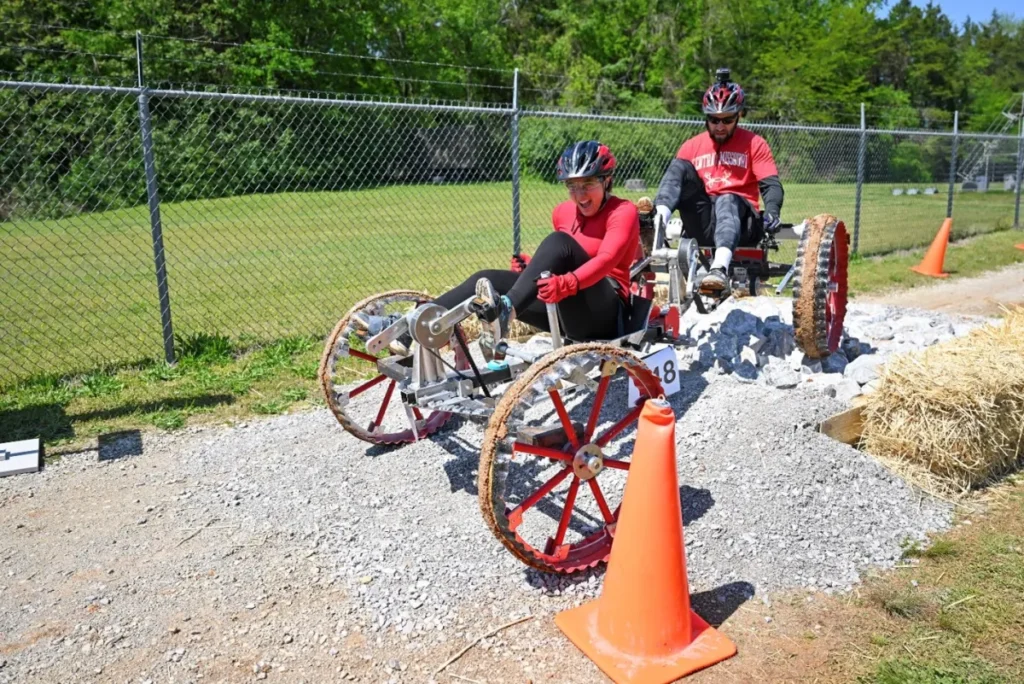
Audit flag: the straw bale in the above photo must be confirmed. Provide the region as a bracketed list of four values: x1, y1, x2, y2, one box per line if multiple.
[861, 307, 1024, 498]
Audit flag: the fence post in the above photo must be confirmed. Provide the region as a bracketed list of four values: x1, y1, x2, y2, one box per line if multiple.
[1015, 95, 1023, 229]
[853, 102, 866, 254]
[510, 68, 522, 257]
[946, 110, 959, 221]
[135, 31, 176, 365]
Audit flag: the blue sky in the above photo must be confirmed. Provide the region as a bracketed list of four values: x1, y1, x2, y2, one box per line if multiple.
[902, 0, 1019, 27]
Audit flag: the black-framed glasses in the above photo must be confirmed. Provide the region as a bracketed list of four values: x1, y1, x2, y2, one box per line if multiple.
[706, 114, 738, 126]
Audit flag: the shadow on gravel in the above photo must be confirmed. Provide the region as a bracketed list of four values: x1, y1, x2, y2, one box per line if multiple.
[681, 485, 714, 525]
[437, 430, 482, 495]
[666, 369, 708, 417]
[690, 580, 756, 627]
[521, 571, 755, 629]
[97, 430, 144, 461]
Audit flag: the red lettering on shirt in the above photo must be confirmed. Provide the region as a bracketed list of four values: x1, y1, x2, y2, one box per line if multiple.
[675, 128, 778, 208]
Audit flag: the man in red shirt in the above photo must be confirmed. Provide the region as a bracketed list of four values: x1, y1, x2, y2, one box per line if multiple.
[654, 69, 785, 294]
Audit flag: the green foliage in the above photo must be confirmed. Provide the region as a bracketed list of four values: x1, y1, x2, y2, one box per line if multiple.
[867, 658, 1006, 684]
[80, 372, 124, 398]
[175, 332, 234, 365]
[1, 2, 1021, 221]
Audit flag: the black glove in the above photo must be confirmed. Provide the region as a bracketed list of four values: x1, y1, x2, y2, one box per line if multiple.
[762, 212, 781, 234]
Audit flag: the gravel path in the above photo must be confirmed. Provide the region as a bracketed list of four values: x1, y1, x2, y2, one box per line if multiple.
[0, 298, 981, 682]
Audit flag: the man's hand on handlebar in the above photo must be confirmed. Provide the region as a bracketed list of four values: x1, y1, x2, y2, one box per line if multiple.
[762, 212, 781, 234]
[655, 205, 672, 230]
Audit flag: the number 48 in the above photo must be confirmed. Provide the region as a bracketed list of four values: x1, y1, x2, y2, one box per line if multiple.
[652, 359, 676, 385]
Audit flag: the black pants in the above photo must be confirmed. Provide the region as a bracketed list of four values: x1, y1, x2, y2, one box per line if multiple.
[673, 160, 763, 250]
[434, 231, 624, 340]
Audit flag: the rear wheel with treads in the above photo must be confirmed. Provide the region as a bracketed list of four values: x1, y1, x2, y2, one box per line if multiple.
[792, 215, 849, 358]
[318, 290, 463, 445]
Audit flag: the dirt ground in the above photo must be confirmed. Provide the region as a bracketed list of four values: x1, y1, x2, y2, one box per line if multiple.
[4, 267, 1022, 684]
[859, 262, 1024, 316]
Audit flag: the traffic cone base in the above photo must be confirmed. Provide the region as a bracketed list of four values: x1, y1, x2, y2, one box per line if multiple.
[910, 217, 952, 278]
[554, 399, 736, 683]
[555, 602, 736, 683]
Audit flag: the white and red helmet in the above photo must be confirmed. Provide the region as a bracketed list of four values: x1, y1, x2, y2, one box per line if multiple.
[702, 68, 745, 115]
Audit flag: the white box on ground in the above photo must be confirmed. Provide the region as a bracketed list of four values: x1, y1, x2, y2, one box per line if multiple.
[628, 345, 682, 406]
[0, 438, 42, 477]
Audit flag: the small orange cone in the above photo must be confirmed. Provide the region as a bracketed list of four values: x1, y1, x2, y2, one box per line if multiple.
[910, 217, 952, 278]
[555, 398, 736, 683]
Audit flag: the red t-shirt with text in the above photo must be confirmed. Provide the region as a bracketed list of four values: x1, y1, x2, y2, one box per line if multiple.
[551, 196, 638, 297]
[675, 128, 778, 208]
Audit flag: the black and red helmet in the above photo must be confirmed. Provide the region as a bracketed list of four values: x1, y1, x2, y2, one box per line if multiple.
[556, 140, 617, 181]
[702, 68, 745, 115]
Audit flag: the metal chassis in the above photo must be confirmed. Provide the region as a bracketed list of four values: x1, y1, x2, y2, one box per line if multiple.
[355, 215, 806, 437]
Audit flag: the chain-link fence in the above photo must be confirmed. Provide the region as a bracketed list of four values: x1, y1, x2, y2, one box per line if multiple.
[2, 74, 1023, 386]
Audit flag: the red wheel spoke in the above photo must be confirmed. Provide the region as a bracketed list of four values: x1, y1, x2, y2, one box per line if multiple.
[549, 390, 580, 451]
[584, 374, 611, 444]
[509, 466, 573, 521]
[603, 458, 630, 471]
[552, 476, 581, 548]
[370, 380, 396, 430]
[595, 404, 644, 447]
[513, 442, 573, 463]
[350, 373, 387, 398]
[588, 479, 615, 524]
[349, 349, 380, 363]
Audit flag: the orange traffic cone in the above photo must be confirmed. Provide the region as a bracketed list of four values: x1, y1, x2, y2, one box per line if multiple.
[910, 217, 952, 278]
[555, 398, 736, 683]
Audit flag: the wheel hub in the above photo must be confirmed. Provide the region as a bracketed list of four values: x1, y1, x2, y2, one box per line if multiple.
[573, 443, 605, 481]
[409, 303, 451, 350]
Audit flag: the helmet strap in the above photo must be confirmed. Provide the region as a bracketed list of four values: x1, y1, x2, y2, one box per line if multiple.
[600, 176, 613, 209]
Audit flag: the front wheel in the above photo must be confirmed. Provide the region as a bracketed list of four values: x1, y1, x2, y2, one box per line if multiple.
[478, 343, 665, 574]
[792, 215, 849, 358]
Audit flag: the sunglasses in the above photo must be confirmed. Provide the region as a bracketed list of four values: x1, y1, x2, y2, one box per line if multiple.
[706, 114, 739, 126]
[565, 179, 603, 194]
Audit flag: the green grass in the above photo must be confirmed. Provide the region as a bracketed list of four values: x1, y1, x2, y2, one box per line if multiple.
[846, 229, 1024, 296]
[1, 180, 1019, 385]
[852, 482, 1024, 683]
[1, 180, 1022, 447]
[0, 334, 326, 450]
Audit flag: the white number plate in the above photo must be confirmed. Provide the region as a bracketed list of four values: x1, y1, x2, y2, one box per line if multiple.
[628, 346, 682, 405]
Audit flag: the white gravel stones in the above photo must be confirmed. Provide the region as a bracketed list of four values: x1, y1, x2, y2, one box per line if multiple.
[680, 297, 990, 403]
[0, 296, 990, 682]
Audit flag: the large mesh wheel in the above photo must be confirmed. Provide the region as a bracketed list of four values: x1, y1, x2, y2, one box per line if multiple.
[318, 290, 461, 445]
[478, 343, 665, 574]
[792, 215, 849, 358]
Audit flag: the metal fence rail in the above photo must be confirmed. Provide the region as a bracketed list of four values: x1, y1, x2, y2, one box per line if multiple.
[2, 68, 1022, 385]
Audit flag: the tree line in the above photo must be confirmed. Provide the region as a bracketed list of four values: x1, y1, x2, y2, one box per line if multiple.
[2, 0, 1022, 127]
[1, 1, 1021, 219]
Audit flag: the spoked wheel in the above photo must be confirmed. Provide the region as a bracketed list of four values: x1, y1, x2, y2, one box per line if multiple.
[792, 215, 850, 358]
[318, 290, 464, 445]
[478, 343, 665, 574]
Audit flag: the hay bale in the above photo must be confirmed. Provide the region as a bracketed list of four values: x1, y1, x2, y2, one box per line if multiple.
[861, 307, 1024, 498]
[458, 315, 539, 343]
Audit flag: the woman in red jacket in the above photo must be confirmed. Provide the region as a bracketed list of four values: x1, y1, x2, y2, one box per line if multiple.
[353, 140, 639, 349]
